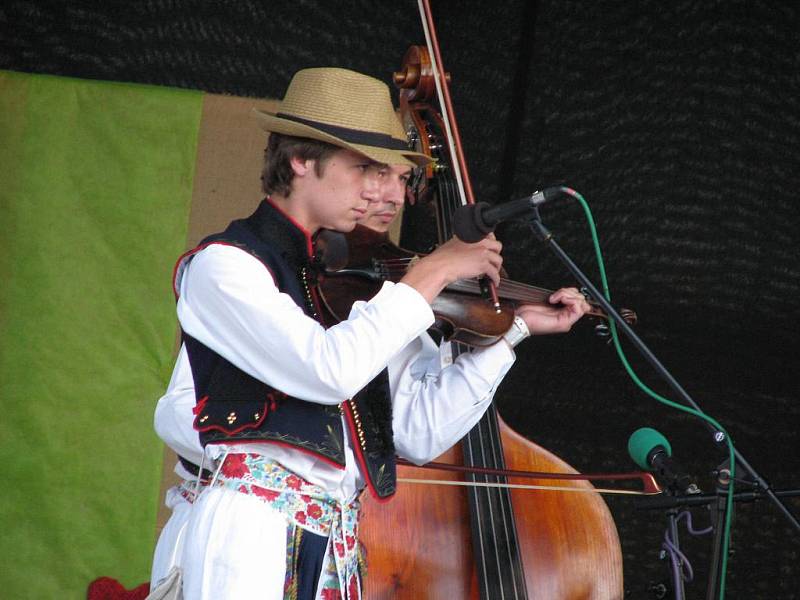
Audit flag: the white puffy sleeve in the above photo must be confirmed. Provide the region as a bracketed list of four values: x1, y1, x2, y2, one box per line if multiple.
[389, 335, 516, 463]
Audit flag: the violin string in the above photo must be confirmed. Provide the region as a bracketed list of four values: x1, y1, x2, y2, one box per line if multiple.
[373, 258, 554, 302]
[375, 258, 551, 294]
[445, 280, 551, 303]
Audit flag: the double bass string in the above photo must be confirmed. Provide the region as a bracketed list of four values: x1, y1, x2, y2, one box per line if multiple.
[433, 160, 506, 596]
[463, 385, 529, 599]
[404, 19, 529, 589]
[434, 158, 529, 599]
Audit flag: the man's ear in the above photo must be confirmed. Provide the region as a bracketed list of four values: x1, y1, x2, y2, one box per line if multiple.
[289, 155, 312, 177]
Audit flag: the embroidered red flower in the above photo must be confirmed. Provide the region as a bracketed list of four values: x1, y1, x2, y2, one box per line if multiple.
[321, 589, 342, 600]
[335, 542, 345, 557]
[348, 574, 359, 599]
[306, 503, 323, 520]
[294, 511, 307, 524]
[285, 475, 303, 490]
[345, 535, 356, 550]
[251, 485, 280, 502]
[221, 453, 250, 478]
[301, 494, 312, 503]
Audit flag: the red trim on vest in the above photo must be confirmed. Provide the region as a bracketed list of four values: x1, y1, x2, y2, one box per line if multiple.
[264, 196, 315, 258]
[193, 390, 287, 435]
[192, 395, 208, 415]
[260, 198, 327, 329]
[341, 400, 394, 502]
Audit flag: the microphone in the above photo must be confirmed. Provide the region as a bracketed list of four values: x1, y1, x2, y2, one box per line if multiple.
[452, 187, 562, 243]
[628, 427, 699, 494]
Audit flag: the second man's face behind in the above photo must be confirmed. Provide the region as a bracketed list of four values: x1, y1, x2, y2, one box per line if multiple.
[360, 164, 413, 233]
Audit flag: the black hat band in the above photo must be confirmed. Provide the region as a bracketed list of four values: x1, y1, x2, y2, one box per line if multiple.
[276, 113, 411, 152]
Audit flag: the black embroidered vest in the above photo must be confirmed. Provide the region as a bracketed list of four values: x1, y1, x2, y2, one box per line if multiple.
[174, 200, 397, 499]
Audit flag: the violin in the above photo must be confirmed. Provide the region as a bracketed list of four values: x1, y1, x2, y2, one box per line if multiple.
[315, 225, 637, 347]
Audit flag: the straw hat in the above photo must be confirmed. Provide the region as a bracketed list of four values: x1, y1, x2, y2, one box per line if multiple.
[253, 67, 430, 167]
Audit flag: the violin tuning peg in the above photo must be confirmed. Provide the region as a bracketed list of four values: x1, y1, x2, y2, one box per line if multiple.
[593, 323, 610, 340]
[620, 308, 638, 326]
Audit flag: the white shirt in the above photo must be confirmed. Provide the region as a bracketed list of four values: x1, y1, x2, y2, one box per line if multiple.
[156, 243, 516, 501]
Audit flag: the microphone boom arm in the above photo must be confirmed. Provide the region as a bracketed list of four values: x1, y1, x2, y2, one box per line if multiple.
[527, 213, 800, 533]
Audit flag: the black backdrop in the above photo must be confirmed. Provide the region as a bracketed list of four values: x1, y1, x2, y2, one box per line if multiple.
[3, 1, 799, 597]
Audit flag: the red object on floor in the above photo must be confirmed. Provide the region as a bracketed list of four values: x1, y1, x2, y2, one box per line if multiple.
[87, 577, 150, 600]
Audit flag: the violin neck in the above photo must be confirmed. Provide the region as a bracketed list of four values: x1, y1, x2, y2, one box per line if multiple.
[445, 277, 606, 319]
[446, 277, 551, 303]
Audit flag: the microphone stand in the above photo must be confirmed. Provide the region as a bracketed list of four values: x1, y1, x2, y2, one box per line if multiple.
[638, 463, 728, 600]
[706, 462, 732, 600]
[665, 501, 688, 600]
[526, 210, 800, 597]
[636, 468, 800, 599]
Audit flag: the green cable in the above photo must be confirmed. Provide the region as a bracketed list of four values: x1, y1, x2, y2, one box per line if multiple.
[558, 186, 735, 599]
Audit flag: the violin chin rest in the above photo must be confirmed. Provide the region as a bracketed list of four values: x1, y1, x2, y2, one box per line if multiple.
[315, 229, 349, 271]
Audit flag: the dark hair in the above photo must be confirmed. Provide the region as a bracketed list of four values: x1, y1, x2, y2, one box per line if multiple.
[261, 133, 341, 197]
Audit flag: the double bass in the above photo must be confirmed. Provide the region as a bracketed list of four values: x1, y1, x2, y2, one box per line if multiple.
[357, 5, 626, 599]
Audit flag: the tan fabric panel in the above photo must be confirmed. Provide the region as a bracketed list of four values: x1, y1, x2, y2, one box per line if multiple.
[155, 92, 279, 536]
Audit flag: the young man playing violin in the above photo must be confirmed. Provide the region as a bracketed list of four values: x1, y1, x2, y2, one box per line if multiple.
[152, 67, 590, 600]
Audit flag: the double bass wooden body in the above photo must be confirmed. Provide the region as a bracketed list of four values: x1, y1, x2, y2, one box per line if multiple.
[360, 421, 624, 599]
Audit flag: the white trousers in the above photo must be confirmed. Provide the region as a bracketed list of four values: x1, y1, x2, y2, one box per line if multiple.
[150, 486, 193, 591]
[179, 486, 290, 599]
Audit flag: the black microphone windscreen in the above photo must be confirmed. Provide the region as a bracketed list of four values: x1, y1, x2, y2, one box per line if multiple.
[453, 203, 492, 243]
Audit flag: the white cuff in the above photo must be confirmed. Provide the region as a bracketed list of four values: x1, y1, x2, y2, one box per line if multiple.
[502, 315, 530, 348]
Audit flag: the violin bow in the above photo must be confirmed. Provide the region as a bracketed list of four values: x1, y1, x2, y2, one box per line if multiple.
[396, 457, 662, 496]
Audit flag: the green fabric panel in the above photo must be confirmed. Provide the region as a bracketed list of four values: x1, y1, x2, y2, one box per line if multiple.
[0, 71, 202, 597]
